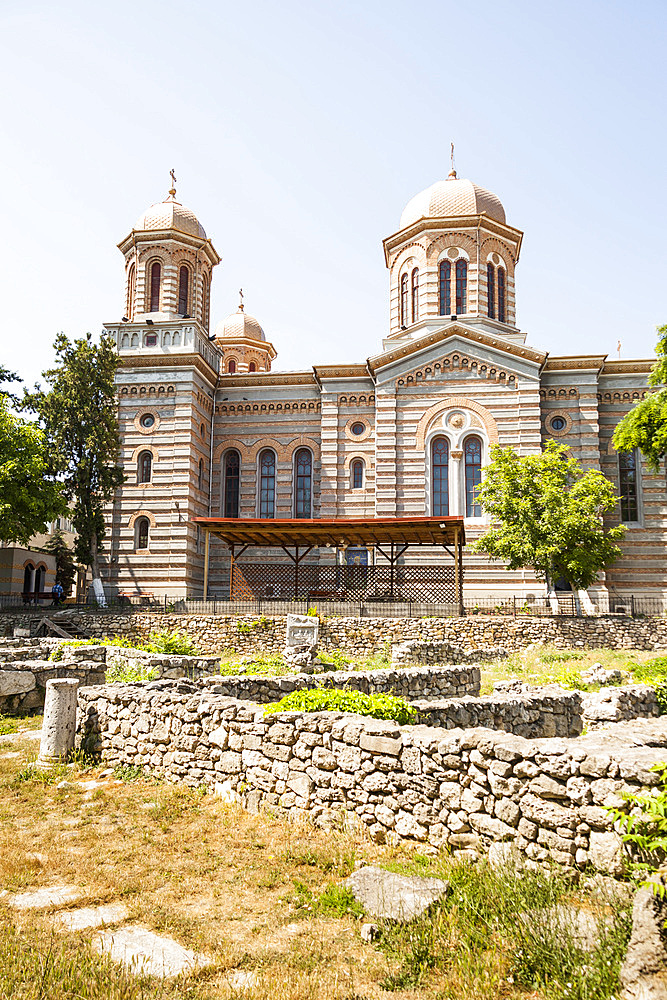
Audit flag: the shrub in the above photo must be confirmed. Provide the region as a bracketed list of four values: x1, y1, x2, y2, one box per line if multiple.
[264, 688, 417, 725]
[318, 648, 353, 670]
[141, 630, 201, 655]
[49, 635, 139, 661]
[306, 606, 318, 617]
[607, 761, 667, 884]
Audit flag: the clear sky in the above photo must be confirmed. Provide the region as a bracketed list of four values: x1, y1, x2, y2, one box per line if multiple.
[1, 0, 665, 386]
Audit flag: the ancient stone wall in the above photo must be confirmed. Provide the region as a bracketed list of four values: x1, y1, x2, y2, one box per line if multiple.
[76, 680, 667, 872]
[2, 610, 667, 655]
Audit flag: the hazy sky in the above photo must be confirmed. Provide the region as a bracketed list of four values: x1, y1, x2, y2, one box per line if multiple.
[1, 0, 665, 386]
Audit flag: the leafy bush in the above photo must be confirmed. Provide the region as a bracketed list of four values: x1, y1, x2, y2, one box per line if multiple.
[556, 668, 591, 691]
[219, 653, 288, 677]
[141, 630, 201, 656]
[49, 635, 139, 661]
[265, 687, 417, 725]
[632, 656, 667, 683]
[607, 761, 667, 883]
[306, 606, 318, 617]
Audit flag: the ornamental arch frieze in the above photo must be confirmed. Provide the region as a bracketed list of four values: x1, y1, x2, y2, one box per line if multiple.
[425, 233, 477, 263]
[479, 235, 518, 267]
[396, 353, 518, 390]
[128, 510, 157, 530]
[213, 439, 253, 465]
[415, 397, 500, 452]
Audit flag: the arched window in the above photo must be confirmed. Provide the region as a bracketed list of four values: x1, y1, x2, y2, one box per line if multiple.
[198, 459, 203, 491]
[431, 437, 449, 516]
[497, 268, 506, 323]
[23, 564, 34, 598]
[178, 265, 189, 315]
[439, 260, 451, 315]
[228, 360, 236, 374]
[249, 362, 256, 372]
[487, 263, 495, 319]
[411, 268, 419, 323]
[223, 449, 240, 517]
[464, 436, 483, 517]
[294, 448, 312, 518]
[619, 450, 639, 522]
[149, 261, 161, 312]
[400, 273, 409, 326]
[258, 449, 276, 518]
[34, 566, 44, 596]
[351, 459, 364, 489]
[127, 262, 136, 320]
[455, 259, 467, 315]
[135, 517, 150, 550]
[137, 450, 152, 484]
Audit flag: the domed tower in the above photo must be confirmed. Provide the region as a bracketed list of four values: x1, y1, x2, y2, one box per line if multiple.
[212, 294, 277, 373]
[383, 168, 524, 340]
[118, 180, 220, 332]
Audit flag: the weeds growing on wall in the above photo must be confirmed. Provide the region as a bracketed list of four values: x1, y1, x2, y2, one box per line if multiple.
[50, 630, 202, 662]
[607, 761, 667, 885]
[265, 688, 417, 725]
[105, 661, 159, 683]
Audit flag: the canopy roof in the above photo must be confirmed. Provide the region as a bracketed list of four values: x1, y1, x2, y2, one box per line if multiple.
[192, 516, 465, 550]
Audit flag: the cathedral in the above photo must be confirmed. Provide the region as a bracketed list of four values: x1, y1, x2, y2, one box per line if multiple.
[100, 171, 664, 603]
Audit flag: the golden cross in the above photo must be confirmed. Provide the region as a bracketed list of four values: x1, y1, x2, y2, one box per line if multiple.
[170, 168, 177, 191]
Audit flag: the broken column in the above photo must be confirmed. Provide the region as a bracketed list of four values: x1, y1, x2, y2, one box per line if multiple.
[37, 678, 80, 767]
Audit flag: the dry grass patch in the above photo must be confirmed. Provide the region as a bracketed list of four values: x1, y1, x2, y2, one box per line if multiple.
[480, 645, 658, 694]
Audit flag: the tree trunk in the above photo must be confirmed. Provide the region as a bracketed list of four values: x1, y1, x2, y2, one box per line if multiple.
[90, 532, 107, 608]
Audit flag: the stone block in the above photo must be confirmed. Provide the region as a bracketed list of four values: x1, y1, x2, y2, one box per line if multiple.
[0, 670, 35, 697]
[286, 614, 318, 648]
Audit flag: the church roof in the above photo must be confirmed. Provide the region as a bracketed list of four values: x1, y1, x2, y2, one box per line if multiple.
[214, 307, 266, 342]
[400, 174, 506, 229]
[134, 192, 207, 239]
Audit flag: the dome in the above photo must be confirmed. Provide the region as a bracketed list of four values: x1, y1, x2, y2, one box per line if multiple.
[214, 307, 265, 342]
[135, 193, 206, 239]
[400, 174, 506, 229]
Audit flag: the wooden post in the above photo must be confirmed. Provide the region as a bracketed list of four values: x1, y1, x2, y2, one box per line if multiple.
[203, 529, 210, 600]
[229, 545, 235, 601]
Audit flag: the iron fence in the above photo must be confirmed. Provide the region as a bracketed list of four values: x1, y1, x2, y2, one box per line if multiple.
[1, 592, 665, 618]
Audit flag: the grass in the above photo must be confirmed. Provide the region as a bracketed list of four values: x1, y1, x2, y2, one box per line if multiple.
[479, 644, 658, 695]
[0, 645, 653, 998]
[217, 645, 393, 678]
[50, 630, 203, 662]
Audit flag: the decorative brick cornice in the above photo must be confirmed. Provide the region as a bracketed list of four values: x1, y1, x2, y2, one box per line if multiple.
[600, 360, 656, 375]
[314, 364, 369, 380]
[542, 356, 607, 372]
[540, 388, 580, 400]
[338, 393, 375, 406]
[216, 371, 316, 388]
[217, 399, 321, 415]
[395, 351, 519, 390]
[369, 324, 545, 373]
[118, 353, 218, 382]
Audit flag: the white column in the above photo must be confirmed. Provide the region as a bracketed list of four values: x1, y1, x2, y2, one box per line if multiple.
[37, 678, 80, 768]
[450, 450, 463, 516]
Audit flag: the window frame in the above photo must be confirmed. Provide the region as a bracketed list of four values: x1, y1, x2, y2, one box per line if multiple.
[464, 435, 483, 518]
[431, 435, 450, 516]
[137, 450, 152, 485]
[487, 262, 495, 319]
[455, 259, 467, 315]
[497, 267, 506, 323]
[222, 449, 241, 518]
[293, 448, 313, 519]
[177, 264, 190, 316]
[411, 267, 419, 323]
[258, 448, 277, 519]
[148, 260, 161, 313]
[135, 517, 150, 550]
[351, 458, 364, 490]
[618, 449, 640, 523]
[438, 260, 451, 315]
[400, 273, 409, 327]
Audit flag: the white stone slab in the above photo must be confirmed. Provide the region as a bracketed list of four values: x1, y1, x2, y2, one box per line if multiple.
[227, 969, 258, 990]
[343, 866, 448, 921]
[9, 885, 81, 910]
[286, 613, 318, 648]
[55, 902, 129, 931]
[0, 670, 35, 697]
[95, 925, 211, 978]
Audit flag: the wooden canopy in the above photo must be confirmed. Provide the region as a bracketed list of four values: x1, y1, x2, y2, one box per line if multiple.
[193, 516, 465, 608]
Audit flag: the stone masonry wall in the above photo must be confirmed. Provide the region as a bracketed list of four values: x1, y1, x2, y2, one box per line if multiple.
[412, 687, 582, 738]
[2, 610, 667, 655]
[76, 680, 667, 872]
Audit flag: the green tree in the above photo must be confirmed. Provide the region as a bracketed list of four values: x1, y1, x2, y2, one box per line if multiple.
[24, 333, 124, 605]
[472, 440, 625, 592]
[43, 527, 77, 597]
[613, 324, 667, 472]
[0, 393, 67, 545]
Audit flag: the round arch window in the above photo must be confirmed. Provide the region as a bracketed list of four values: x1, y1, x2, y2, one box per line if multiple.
[351, 422, 365, 436]
[550, 416, 566, 431]
[140, 413, 155, 429]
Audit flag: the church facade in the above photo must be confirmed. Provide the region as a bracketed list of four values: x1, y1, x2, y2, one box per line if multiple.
[100, 173, 664, 602]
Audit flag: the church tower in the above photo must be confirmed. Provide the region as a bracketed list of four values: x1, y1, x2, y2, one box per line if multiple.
[383, 167, 524, 344]
[102, 183, 221, 599]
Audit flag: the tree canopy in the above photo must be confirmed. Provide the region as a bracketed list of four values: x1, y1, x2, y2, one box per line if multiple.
[0, 368, 66, 545]
[613, 324, 667, 472]
[23, 333, 123, 599]
[472, 440, 625, 591]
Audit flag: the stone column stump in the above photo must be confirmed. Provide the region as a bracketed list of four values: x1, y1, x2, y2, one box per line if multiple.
[37, 678, 80, 768]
